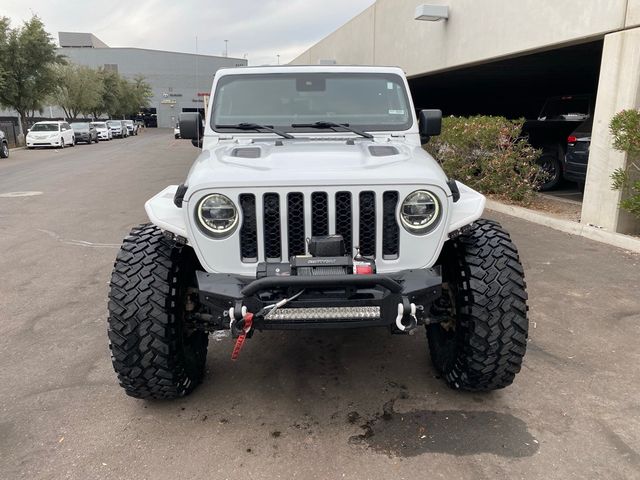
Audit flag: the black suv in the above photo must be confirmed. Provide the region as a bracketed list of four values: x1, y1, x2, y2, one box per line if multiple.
[563, 118, 592, 190]
[0, 129, 9, 158]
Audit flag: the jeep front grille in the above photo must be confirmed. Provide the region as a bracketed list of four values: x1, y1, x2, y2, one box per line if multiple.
[238, 190, 401, 263]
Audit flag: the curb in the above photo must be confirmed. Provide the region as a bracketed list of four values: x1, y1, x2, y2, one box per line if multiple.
[486, 199, 640, 254]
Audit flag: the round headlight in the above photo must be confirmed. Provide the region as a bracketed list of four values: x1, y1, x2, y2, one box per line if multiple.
[196, 194, 239, 237]
[400, 190, 441, 234]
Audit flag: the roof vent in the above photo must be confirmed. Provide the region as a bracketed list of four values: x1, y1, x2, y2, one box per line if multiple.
[231, 147, 262, 158]
[368, 146, 399, 157]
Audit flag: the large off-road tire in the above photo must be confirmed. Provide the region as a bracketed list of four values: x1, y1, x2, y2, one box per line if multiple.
[427, 219, 528, 391]
[107, 224, 209, 399]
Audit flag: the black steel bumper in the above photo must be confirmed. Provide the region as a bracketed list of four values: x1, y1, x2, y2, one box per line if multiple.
[195, 268, 442, 331]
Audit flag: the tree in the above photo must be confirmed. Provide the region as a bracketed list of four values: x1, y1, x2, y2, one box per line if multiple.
[93, 68, 120, 119]
[0, 16, 64, 135]
[51, 64, 104, 119]
[110, 75, 152, 118]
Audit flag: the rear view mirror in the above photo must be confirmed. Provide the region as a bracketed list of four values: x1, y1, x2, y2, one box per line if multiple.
[179, 112, 204, 148]
[419, 109, 442, 144]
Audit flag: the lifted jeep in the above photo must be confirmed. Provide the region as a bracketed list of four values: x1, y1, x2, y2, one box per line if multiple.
[107, 66, 528, 399]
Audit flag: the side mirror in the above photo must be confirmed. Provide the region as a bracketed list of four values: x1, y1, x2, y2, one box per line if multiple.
[179, 112, 204, 148]
[418, 109, 442, 144]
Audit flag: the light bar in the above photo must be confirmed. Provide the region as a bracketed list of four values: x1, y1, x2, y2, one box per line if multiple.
[268, 306, 381, 321]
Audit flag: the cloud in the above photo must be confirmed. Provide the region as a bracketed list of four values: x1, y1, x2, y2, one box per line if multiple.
[3, 0, 375, 64]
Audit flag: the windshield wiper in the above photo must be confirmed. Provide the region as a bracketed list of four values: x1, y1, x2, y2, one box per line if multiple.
[290, 121, 373, 139]
[215, 123, 294, 139]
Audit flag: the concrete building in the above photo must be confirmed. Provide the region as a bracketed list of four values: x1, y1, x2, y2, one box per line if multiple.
[56, 33, 247, 128]
[0, 32, 247, 130]
[291, 0, 640, 235]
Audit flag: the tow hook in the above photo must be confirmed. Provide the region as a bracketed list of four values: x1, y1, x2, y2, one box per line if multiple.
[229, 304, 247, 338]
[229, 303, 255, 360]
[395, 299, 418, 333]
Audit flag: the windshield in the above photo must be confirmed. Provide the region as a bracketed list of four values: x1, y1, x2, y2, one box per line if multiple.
[31, 124, 59, 132]
[539, 96, 591, 120]
[92, 123, 107, 128]
[70, 123, 89, 130]
[212, 72, 412, 133]
[107, 121, 120, 127]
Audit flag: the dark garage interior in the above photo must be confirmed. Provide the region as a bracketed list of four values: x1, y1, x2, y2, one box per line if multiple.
[409, 40, 604, 120]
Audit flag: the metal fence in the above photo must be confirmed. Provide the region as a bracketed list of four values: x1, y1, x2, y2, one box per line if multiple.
[0, 120, 19, 147]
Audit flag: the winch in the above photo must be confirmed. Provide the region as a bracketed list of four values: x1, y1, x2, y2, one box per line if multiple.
[256, 235, 376, 279]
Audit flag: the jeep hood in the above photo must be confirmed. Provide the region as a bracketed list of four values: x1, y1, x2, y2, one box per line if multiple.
[184, 140, 450, 198]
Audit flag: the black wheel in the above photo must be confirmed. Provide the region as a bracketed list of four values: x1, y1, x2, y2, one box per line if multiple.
[0, 142, 8, 158]
[537, 150, 562, 191]
[59, 138, 65, 149]
[71, 137, 75, 147]
[427, 219, 528, 391]
[108, 224, 209, 399]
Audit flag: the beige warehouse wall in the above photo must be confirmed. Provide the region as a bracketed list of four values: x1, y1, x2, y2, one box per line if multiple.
[291, 6, 376, 65]
[292, 0, 629, 75]
[626, 0, 640, 27]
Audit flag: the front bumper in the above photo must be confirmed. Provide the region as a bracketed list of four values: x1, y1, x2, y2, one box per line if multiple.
[26, 138, 59, 147]
[194, 268, 442, 331]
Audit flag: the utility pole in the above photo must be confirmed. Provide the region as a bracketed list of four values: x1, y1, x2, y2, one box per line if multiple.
[277, 54, 280, 65]
[224, 40, 228, 57]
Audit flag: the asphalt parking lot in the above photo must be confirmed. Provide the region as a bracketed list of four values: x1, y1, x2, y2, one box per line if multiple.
[1, 129, 639, 480]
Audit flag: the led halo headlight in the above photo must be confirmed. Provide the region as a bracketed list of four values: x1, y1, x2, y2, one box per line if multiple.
[400, 190, 441, 234]
[196, 193, 239, 237]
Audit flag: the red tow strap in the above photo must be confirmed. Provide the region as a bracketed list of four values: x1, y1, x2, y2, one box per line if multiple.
[231, 312, 253, 361]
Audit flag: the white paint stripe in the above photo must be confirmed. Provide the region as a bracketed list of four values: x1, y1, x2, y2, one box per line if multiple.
[37, 229, 120, 249]
[0, 191, 43, 198]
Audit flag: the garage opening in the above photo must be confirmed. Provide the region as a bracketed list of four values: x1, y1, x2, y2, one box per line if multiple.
[409, 40, 604, 202]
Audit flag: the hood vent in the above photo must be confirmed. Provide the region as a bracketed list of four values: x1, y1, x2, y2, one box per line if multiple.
[368, 146, 399, 157]
[231, 147, 262, 159]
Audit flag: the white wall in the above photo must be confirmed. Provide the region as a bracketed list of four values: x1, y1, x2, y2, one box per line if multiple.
[292, 0, 630, 76]
[581, 27, 640, 234]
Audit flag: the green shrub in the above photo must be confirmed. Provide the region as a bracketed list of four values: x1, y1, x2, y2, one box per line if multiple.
[424, 116, 542, 205]
[610, 109, 640, 220]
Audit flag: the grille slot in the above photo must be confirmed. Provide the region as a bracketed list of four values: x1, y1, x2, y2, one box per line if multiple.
[263, 193, 282, 261]
[382, 191, 400, 259]
[287, 193, 306, 258]
[335, 192, 353, 254]
[311, 192, 329, 236]
[359, 191, 376, 257]
[239, 194, 258, 262]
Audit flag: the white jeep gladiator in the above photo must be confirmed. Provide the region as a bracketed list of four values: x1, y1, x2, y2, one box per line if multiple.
[107, 66, 528, 399]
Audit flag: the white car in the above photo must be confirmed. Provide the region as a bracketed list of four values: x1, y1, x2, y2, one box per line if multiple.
[91, 122, 113, 141]
[123, 120, 137, 136]
[26, 121, 76, 149]
[107, 120, 127, 138]
[107, 65, 528, 400]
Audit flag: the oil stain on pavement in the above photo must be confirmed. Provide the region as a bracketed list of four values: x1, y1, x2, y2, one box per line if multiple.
[350, 401, 539, 458]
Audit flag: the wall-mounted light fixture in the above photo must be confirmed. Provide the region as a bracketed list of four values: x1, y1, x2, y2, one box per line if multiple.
[414, 4, 449, 21]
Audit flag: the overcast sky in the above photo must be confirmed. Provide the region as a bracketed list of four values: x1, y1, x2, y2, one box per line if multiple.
[3, 0, 375, 65]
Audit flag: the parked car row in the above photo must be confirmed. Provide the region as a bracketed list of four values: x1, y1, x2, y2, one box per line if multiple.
[25, 120, 138, 149]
